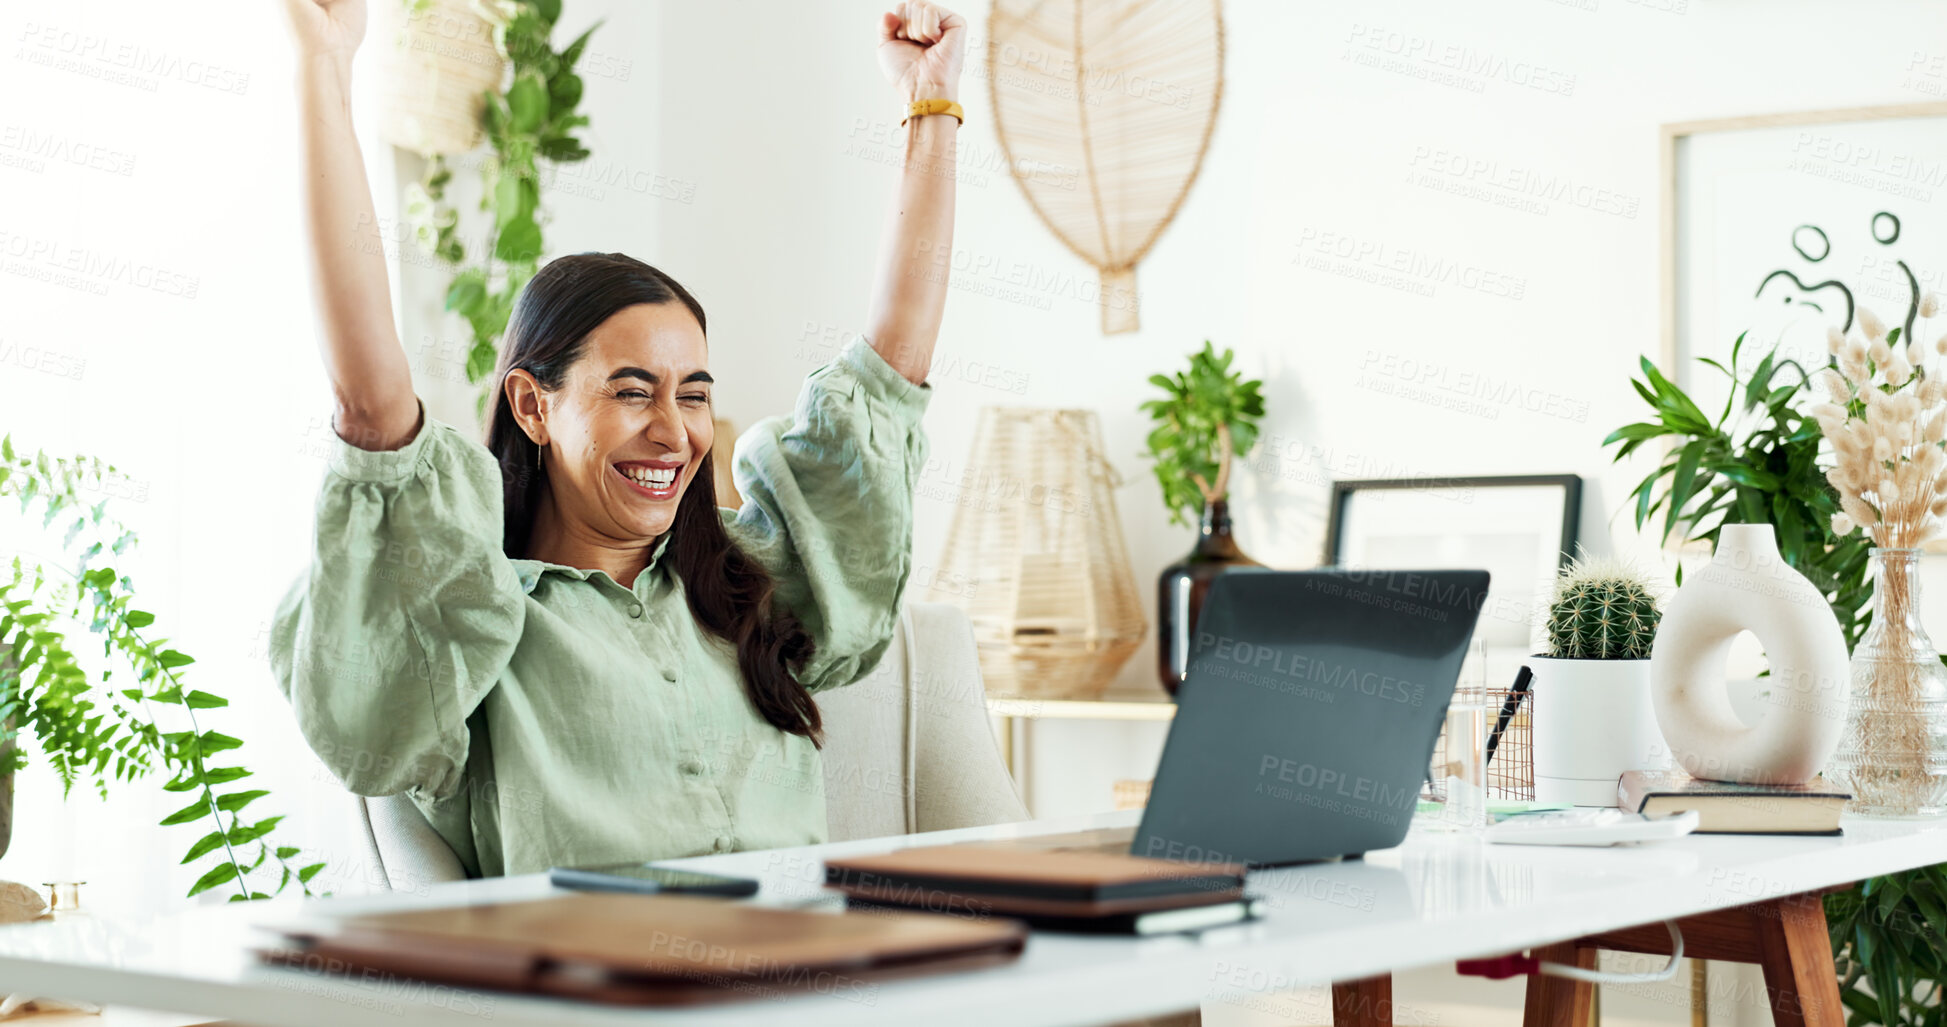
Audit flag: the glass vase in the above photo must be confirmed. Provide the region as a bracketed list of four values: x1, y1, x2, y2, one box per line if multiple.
[1825, 548, 1947, 817]
[1155, 499, 1261, 696]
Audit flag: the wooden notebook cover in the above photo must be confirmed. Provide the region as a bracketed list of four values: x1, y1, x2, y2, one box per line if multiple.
[256, 892, 1026, 1006]
[825, 844, 1246, 915]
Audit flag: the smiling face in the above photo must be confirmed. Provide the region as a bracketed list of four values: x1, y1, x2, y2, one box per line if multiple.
[506, 301, 715, 548]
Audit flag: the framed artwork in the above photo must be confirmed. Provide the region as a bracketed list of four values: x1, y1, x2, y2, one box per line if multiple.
[1662, 102, 1947, 403]
[1323, 475, 1582, 682]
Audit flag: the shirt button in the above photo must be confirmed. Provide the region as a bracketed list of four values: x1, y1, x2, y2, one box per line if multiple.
[680, 760, 704, 776]
[628, 603, 643, 618]
[661, 669, 678, 683]
[714, 835, 734, 852]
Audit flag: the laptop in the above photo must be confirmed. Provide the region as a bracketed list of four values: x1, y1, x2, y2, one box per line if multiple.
[1010, 568, 1490, 867]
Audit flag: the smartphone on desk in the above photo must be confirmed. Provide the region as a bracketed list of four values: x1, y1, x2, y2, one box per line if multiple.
[549, 862, 761, 897]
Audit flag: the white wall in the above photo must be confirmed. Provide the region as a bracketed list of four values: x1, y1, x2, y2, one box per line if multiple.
[0, 0, 360, 913]
[398, 0, 1946, 818]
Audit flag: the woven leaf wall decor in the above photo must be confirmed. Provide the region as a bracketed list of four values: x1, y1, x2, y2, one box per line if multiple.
[987, 0, 1225, 335]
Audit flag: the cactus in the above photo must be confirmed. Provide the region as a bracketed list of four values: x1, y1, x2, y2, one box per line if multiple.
[1544, 558, 1661, 660]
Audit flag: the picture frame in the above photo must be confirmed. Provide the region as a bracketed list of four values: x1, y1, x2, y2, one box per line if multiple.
[1323, 475, 1582, 675]
[1661, 102, 1947, 553]
[1660, 102, 1947, 391]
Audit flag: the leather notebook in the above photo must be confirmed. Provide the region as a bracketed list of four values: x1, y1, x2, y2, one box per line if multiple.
[825, 844, 1247, 917]
[254, 892, 1026, 1006]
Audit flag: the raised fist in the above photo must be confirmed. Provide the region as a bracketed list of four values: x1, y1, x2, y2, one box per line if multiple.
[281, 0, 368, 59]
[878, 2, 967, 103]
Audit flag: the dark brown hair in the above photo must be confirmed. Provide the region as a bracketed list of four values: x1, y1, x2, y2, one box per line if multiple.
[484, 253, 821, 742]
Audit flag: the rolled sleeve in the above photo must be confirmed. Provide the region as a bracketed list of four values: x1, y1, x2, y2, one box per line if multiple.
[271, 412, 525, 798]
[326, 408, 438, 485]
[728, 336, 931, 692]
[829, 332, 931, 421]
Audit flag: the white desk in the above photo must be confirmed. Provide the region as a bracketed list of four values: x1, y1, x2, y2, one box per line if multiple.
[0, 810, 1938, 1027]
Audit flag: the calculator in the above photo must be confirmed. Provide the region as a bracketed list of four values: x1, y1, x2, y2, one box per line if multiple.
[1485, 808, 1700, 846]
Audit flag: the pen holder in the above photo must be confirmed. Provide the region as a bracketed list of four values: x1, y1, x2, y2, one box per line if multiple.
[1426, 684, 1536, 805]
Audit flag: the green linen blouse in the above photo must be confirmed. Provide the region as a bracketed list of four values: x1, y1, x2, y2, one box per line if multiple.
[270, 338, 930, 878]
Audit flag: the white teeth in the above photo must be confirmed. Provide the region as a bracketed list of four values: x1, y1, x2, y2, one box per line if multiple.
[622, 466, 678, 488]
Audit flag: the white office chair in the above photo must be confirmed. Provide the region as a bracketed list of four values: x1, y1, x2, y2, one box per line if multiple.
[349, 602, 1028, 891]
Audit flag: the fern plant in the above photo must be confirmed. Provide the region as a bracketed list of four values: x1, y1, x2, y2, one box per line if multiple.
[1140, 341, 1266, 527]
[0, 437, 325, 901]
[1544, 558, 1661, 660]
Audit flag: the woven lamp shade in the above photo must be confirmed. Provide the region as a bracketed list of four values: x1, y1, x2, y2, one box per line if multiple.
[987, 0, 1226, 335]
[925, 408, 1146, 699]
[373, 0, 508, 157]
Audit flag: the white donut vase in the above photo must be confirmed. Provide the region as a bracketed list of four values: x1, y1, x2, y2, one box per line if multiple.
[1648, 524, 1850, 784]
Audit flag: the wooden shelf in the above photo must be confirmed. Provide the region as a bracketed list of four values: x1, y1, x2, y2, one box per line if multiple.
[986, 692, 1176, 813]
[985, 692, 1177, 721]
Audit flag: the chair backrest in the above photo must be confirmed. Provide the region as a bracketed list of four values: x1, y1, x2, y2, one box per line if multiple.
[817, 601, 1028, 840]
[350, 602, 1025, 890]
[351, 788, 465, 895]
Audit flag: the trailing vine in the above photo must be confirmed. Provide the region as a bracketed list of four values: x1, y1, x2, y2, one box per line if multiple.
[0, 437, 324, 901]
[404, 0, 599, 400]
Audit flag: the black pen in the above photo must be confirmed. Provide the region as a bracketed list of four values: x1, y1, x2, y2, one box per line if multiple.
[1484, 665, 1533, 767]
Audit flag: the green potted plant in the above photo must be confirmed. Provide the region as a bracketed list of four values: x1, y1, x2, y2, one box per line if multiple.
[0, 438, 325, 901]
[1140, 341, 1265, 695]
[1528, 558, 1671, 805]
[1608, 342, 1947, 1026]
[1611, 345, 1947, 1026]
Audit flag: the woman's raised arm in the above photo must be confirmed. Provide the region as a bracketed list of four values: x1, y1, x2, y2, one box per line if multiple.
[283, 0, 419, 451]
[863, 2, 967, 387]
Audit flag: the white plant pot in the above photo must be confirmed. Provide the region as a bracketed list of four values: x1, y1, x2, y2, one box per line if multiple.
[1529, 657, 1671, 806]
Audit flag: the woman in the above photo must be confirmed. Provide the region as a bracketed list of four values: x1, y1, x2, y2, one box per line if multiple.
[272, 0, 966, 878]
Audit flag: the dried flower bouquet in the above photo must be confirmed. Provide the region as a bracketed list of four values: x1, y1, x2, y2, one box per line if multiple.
[1812, 292, 1947, 546]
[1811, 290, 1947, 816]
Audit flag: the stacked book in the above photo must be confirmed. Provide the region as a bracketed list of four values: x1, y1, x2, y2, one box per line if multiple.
[825, 844, 1262, 935]
[1617, 770, 1850, 835]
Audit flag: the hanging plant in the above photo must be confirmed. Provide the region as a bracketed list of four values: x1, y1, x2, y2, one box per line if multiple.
[406, 0, 600, 398]
[0, 438, 326, 901]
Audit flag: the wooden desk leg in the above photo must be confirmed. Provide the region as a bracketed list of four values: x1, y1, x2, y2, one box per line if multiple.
[1692, 959, 1708, 1027]
[1524, 943, 1597, 1027]
[1527, 891, 1843, 1027]
[1755, 893, 1844, 1027]
[1332, 973, 1393, 1027]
